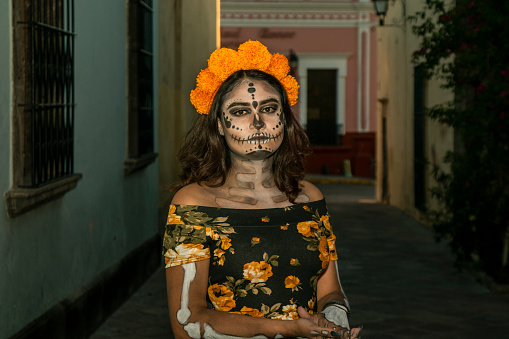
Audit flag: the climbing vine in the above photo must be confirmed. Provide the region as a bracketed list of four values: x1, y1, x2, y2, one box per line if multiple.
[409, 0, 509, 281]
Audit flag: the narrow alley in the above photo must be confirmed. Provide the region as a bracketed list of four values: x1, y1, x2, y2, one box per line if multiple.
[90, 182, 509, 339]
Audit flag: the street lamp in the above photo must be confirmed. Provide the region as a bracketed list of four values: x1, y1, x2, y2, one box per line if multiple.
[288, 49, 298, 76]
[372, 0, 389, 26]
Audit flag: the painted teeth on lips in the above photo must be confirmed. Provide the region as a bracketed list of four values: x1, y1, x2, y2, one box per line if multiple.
[247, 133, 270, 144]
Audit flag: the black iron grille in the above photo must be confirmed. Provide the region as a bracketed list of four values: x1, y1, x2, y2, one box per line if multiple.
[136, 0, 154, 156]
[20, 0, 75, 188]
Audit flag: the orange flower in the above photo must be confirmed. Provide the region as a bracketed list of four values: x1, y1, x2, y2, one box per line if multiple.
[280, 225, 288, 230]
[190, 88, 214, 115]
[208, 48, 240, 81]
[206, 227, 220, 240]
[190, 40, 299, 115]
[284, 275, 301, 290]
[318, 236, 330, 269]
[234, 306, 265, 318]
[290, 258, 300, 266]
[328, 234, 338, 261]
[221, 237, 232, 250]
[308, 299, 315, 310]
[261, 216, 270, 222]
[238, 40, 272, 71]
[208, 284, 236, 311]
[196, 68, 222, 93]
[214, 248, 225, 258]
[266, 53, 290, 80]
[320, 215, 331, 231]
[164, 243, 210, 267]
[297, 221, 319, 237]
[243, 261, 273, 283]
[280, 75, 299, 106]
[282, 304, 297, 313]
[167, 205, 184, 225]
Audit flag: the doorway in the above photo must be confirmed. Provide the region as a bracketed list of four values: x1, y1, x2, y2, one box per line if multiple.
[306, 69, 338, 145]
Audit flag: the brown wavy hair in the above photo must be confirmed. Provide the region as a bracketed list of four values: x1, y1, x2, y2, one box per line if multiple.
[173, 70, 311, 203]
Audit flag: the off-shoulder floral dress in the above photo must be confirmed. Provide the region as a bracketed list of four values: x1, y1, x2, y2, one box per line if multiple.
[163, 199, 338, 320]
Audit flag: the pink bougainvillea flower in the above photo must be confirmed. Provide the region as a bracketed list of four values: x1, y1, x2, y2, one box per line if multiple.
[475, 83, 486, 93]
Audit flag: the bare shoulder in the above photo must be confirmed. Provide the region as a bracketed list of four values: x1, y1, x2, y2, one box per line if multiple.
[299, 180, 324, 202]
[171, 183, 214, 205]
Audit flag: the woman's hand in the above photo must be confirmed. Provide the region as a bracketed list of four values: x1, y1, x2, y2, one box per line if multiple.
[297, 306, 363, 339]
[283, 306, 330, 339]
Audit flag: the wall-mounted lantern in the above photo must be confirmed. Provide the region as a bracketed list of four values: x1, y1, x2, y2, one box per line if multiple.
[372, 0, 389, 26]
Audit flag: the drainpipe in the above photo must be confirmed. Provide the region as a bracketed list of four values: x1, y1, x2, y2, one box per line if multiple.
[502, 226, 509, 268]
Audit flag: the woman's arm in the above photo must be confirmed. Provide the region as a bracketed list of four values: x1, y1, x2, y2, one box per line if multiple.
[316, 260, 348, 312]
[310, 261, 362, 339]
[166, 259, 331, 339]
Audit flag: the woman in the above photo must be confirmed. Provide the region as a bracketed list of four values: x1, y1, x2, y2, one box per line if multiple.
[163, 41, 361, 339]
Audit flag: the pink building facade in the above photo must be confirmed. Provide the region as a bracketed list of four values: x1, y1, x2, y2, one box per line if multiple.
[221, 0, 378, 177]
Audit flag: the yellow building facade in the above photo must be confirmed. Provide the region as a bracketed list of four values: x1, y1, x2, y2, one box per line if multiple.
[375, 0, 454, 219]
[157, 0, 220, 226]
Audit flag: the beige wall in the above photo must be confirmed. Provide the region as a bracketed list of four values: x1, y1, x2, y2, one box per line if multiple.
[375, 0, 453, 218]
[158, 0, 219, 227]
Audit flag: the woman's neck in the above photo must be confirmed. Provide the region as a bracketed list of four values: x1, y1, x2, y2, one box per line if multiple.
[214, 154, 287, 208]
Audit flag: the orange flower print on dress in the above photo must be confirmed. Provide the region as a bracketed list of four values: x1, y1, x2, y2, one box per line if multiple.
[164, 243, 210, 267]
[280, 303, 299, 320]
[273, 303, 299, 320]
[234, 306, 265, 318]
[280, 224, 288, 230]
[290, 258, 301, 266]
[327, 233, 338, 261]
[208, 284, 236, 311]
[282, 303, 297, 314]
[207, 227, 220, 240]
[318, 236, 330, 269]
[308, 299, 315, 311]
[284, 275, 302, 291]
[213, 248, 226, 266]
[251, 237, 260, 247]
[261, 216, 270, 222]
[320, 214, 331, 231]
[243, 261, 273, 283]
[214, 248, 225, 258]
[297, 221, 319, 238]
[167, 205, 184, 225]
[221, 237, 232, 250]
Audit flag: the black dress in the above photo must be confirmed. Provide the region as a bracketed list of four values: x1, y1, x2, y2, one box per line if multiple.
[163, 199, 338, 320]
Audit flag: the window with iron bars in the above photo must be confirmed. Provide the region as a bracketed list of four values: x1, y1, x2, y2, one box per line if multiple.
[5, 0, 81, 218]
[125, 0, 157, 175]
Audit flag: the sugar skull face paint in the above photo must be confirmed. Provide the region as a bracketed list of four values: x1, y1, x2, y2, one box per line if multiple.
[219, 79, 284, 160]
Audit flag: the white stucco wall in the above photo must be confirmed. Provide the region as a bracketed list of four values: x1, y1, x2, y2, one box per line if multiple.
[0, 1, 159, 337]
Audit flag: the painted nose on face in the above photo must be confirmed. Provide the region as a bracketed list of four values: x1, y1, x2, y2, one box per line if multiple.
[252, 113, 266, 130]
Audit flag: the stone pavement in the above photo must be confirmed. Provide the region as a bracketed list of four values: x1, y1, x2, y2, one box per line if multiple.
[89, 182, 509, 339]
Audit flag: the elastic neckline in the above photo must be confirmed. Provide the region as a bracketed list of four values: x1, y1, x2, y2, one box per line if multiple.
[173, 198, 326, 212]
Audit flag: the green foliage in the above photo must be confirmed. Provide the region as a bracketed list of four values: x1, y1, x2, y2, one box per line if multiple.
[409, 0, 509, 280]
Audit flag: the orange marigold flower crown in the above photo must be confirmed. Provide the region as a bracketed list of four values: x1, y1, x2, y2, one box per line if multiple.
[190, 40, 299, 115]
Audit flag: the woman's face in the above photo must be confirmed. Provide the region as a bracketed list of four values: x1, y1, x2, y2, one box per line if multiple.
[219, 79, 284, 160]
